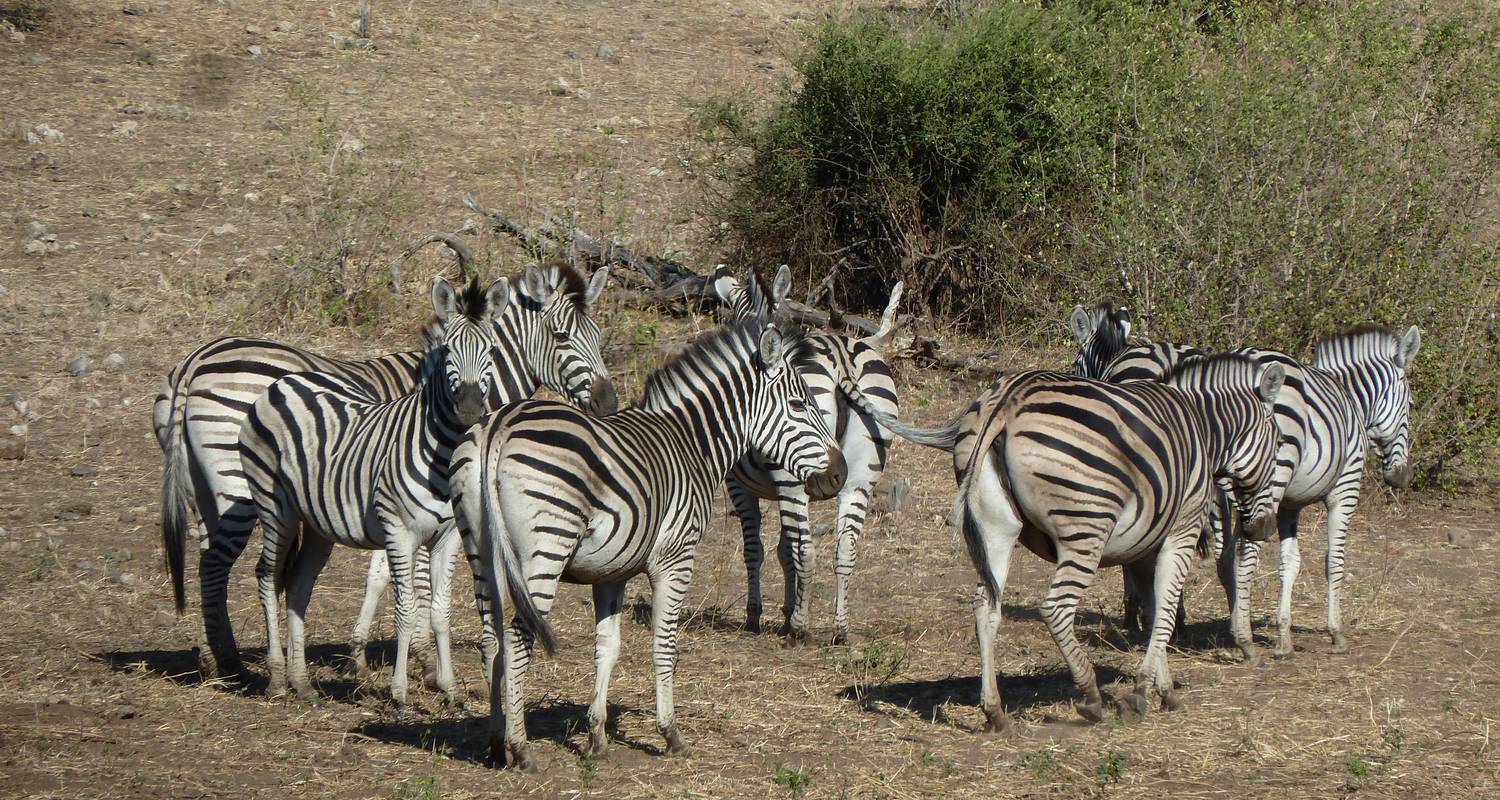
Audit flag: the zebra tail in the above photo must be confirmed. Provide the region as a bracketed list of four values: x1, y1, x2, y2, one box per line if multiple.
[834, 372, 958, 451]
[477, 443, 558, 656]
[954, 408, 1013, 603]
[159, 401, 195, 615]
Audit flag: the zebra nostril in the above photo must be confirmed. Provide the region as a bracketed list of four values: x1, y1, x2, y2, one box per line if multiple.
[1384, 461, 1413, 489]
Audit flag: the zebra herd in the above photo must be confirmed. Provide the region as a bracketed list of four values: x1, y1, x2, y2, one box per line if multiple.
[151, 237, 1420, 766]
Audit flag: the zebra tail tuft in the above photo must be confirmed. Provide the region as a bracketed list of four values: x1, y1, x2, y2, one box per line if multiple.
[478, 443, 558, 656]
[159, 408, 194, 615]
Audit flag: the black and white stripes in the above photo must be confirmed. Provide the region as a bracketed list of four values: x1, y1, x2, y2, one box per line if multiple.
[449, 294, 846, 768]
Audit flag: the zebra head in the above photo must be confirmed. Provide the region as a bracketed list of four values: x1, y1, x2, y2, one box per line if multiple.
[749, 321, 847, 497]
[431, 275, 510, 427]
[1315, 324, 1421, 488]
[711, 263, 792, 321]
[1068, 301, 1131, 379]
[512, 261, 618, 415]
[1171, 355, 1286, 542]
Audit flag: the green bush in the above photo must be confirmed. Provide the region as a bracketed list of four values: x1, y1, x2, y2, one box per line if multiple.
[709, 0, 1500, 480]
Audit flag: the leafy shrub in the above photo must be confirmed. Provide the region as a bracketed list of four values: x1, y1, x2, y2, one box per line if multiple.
[709, 0, 1500, 479]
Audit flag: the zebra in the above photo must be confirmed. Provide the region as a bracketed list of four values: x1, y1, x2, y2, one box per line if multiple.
[156, 237, 615, 680]
[872, 355, 1285, 728]
[710, 264, 904, 644]
[236, 275, 507, 706]
[449, 302, 846, 768]
[1070, 305, 1423, 661]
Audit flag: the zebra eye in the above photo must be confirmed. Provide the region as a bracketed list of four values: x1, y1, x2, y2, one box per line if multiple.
[552, 328, 569, 343]
[788, 397, 806, 414]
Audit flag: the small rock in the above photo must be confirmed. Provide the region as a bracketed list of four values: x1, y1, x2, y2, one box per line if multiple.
[6, 27, 24, 45]
[85, 397, 102, 410]
[151, 105, 190, 121]
[337, 36, 376, 51]
[244, 24, 263, 35]
[81, 206, 101, 218]
[66, 354, 91, 377]
[247, 45, 265, 60]
[1, 541, 22, 554]
[119, 510, 138, 524]
[24, 240, 48, 257]
[596, 43, 614, 59]
[1445, 525, 1482, 548]
[646, 166, 664, 177]
[575, 89, 593, 100]
[23, 53, 48, 66]
[30, 124, 64, 144]
[25, 220, 47, 239]
[106, 37, 130, 46]
[458, 217, 480, 234]
[273, 20, 296, 32]
[62, 241, 80, 252]
[339, 138, 363, 156]
[0, 435, 24, 461]
[70, 467, 99, 478]
[212, 223, 237, 236]
[104, 352, 126, 371]
[110, 120, 139, 138]
[154, 610, 177, 627]
[108, 548, 134, 562]
[122, 3, 145, 15]
[172, 182, 191, 195]
[549, 76, 573, 96]
[11, 398, 29, 417]
[131, 49, 156, 66]
[56, 511, 82, 521]
[77, 559, 97, 572]
[8, 423, 27, 437]
[60, 501, 92, 517]
[242, 192, 259, 204]
[113, 572, 139, 588]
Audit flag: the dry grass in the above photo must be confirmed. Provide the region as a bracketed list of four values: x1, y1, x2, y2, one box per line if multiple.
[2, 1, 1499, 798]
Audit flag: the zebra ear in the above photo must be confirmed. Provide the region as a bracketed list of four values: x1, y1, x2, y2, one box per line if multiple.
[710, 264, 741, 308]
[1117, 306, 1132, 340]
[484, 277, 511, 321]
[772, 265, 792, 307]
[522, 263, 554, 305]
[1395, 325, 1421, 370]
[584, 266, 610, 308]
[1067, 305, 1091, 345]
[431, 276, 459, 323]
[1256, 363, 1285, 406]
[758, 325, 787, 378]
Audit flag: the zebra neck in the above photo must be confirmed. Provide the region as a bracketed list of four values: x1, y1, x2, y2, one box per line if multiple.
[414, 352, 466, 446]
[640, 365, 756, 479]
[1321, 362, 1382, 428]
[489, 316, 540, 404]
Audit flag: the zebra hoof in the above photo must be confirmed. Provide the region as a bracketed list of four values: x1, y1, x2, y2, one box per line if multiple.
[505, 741, 537, 772]
[1329, 635, 1349, 655]
[830, 629, 849, 647]
[440, 692, 465, 712]
[982, 707, 1010, 734]
[1116, 693, 1148, 723]
[1076, 700, 1106, 724]
[1160, 689, 1182, 712]
[745, 607, 762, 634]
[1242, 652, 1267, 669]
[1273, 641, 1295, 659]
[389, 701, 410, 723]
[293, 685, 321, 705]
[663, 727, 690, 757]
[587, 728, 609, 760]
[781, 629, 810, 649]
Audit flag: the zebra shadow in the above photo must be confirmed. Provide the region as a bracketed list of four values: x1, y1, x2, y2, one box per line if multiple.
[999, 604, 1250, 656]
[836, 664, 1130, 730]
[626, 599, 750, 636]
[93, 644, 371, 703]
[353, 700, 663, 765]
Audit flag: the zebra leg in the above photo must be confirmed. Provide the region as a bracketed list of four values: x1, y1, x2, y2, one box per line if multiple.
[649, 562, 696, 757]
[1042, 538, 1107, 723]
[726, 479, 765, 634]
[409, 544, 437, 686]
[383, 533, 421, 710]
[831, 483, 873, 646]
[775, 489, 815, 645]
[348, 551, 389, 676]
[1121, 566, 1143, 640]
[458, 521, 498, 691]
[1274, 509, 1302, 658]
[498, 620, 537, 771]
[1223, 533, 1266, 667]
[283, 530, 334, 703]
[1324, 487, 1361, 654]
[251, 503, 298, 699]
[425, 530, 460, 700]
[586, 582, 626, 758]
[198, 506, 257, 681]
[963, 454, 1023, 734]
[1129, 529, 1195, 717]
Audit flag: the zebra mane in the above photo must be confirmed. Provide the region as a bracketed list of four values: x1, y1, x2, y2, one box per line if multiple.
[414, 277, 491, 351]
[517, 258, 590, 312]
[1314, 323, 1398, 361]
[1090, 301, 1129, 348]
[1163, 351, 1253, 386]
[641, 317, 816, 405]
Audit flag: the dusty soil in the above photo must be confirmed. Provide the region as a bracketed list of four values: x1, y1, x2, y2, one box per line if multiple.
[2, 1, 1499, 798]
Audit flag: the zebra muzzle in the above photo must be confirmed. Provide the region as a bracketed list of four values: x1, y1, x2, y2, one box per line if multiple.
[587, 376, 619, 415]
[454, 386, 488, 427]
[1243, 513, 1276, 543]
[804, 446, 848, 502]
[1383, 461, 1413, 489]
